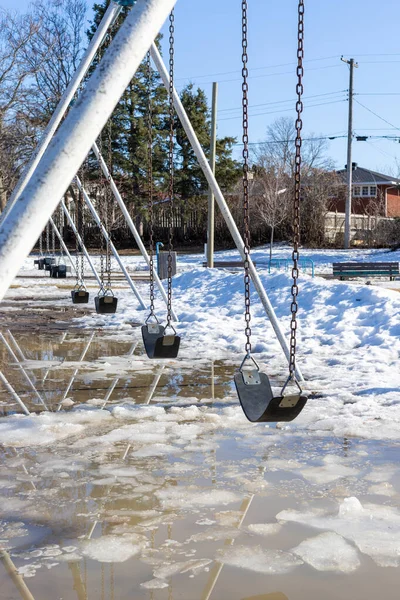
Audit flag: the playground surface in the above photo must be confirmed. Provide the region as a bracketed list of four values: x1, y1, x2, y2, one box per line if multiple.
[0, 245, 399, 599]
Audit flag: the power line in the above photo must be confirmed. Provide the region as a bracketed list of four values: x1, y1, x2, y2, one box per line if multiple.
[219, 98, 347, 121]
[354, 98, 400, 132]
[218, 90, 347, 113]
[174, 54, 340, 82]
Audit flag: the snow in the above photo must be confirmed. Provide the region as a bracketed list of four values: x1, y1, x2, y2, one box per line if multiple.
[291, 531, 361, 573]
[217, 545, 303, 574]
[1, 245, 400, 588]
[277, 497, 400, 567]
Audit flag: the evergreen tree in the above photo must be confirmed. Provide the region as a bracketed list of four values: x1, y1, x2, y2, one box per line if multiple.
[87, 1, 169, 225]
[175, 84, 241, 200]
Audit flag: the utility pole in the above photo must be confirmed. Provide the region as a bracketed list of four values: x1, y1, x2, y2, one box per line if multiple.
[207, 82, 218, 267]
[341, 56, 358, 249]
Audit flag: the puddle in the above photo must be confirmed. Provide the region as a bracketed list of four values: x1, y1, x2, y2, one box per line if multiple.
[0, 330, 399, 599]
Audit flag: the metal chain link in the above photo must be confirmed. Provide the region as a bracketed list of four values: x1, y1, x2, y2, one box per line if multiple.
[59, 204, 64, 254]
[75, 193, 80, 285]
[242, 0, 251, 357]
[106, 119, 113, 291]
[98, 134, 105, 288]
[46, 222, 50, 254]
[79, 188, 85, 285]
[51, 214, 56, 254]
[166, 10, 175, 328]
[146, 51, 156, 318]
[289, 0, 304, 380]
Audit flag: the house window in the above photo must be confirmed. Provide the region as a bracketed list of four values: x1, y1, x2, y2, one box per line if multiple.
[370, 185, 377, 197]
[353, 186, 361, 197]
[362, 186, 369, 197]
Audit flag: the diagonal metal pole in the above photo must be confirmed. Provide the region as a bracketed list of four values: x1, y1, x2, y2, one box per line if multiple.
[145, 365, 165, 405]
[150, 43, 303, 382]
[0, 370, 30, 416]
[100, 342, 138, 409]
[61, 199, 102, 288]
[0, 2, 123, 226]
[76, 176, 147, 309]
[0, 0, 178, 301]
[56, 331, 95, 411]
[49, 216, 78, 277]
[92, 142, 179, 321]
[0, 333, 48, 410]
[0, 548, 36, 600]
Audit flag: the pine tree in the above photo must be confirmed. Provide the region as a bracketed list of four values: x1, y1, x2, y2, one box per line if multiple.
[175, 84, 241, 201]
[87, 1, 169, 227]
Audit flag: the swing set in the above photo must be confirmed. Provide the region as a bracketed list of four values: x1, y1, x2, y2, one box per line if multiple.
[1, 0, 308, 424]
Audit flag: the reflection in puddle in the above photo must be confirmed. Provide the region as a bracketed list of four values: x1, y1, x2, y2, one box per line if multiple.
[0, 331, 400, 599]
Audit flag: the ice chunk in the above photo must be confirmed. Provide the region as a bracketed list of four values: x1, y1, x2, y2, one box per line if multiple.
[248, 523, 282, 536]
[156, 486, 241, 509]
[292, 532, 360, 572]
[81, 534, 147, 563]
[217, 545, 302, 574]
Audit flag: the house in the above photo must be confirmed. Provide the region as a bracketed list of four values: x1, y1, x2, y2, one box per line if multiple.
[329, 163, 400, 218]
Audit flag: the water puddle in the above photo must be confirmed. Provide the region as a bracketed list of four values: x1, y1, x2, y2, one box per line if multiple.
[0, 330, 399, 599]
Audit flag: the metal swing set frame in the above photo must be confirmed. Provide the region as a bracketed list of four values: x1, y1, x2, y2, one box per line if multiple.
[0, 0, 306, 417]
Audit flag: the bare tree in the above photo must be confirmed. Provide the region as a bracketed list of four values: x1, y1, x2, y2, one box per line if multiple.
[23, 0, 87, 125]
[252, 116, 332, 176]
[301, 168, 339, 246]
[251, 164, 290, 260]
[0, 10, 40, 210]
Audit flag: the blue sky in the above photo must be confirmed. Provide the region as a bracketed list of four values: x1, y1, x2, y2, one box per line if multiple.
[3, 0, 400, 174]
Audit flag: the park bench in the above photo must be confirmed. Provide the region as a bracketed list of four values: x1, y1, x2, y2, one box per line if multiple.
[332, 262, 399, 281]
[202, 261, 256, 269]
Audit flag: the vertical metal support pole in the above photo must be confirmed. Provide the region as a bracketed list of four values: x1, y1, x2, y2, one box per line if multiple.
[342, 57, 358, 249]
[0, 371, 30, 416]
[76, 176, 147, 309]
[0, 0, 178, 301]
[49, 216, 78, 277]
[91, 143, 178, 321]
[61, 200, 102, 288]
[150, 44, 304, 381]
[0, 333, 48, 410]
[207, 82, 218, 268]
[0, 2, 122, 224]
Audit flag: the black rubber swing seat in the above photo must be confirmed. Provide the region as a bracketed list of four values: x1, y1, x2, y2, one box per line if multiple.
[95, 295, 118, 314]
[50, 264, 67, 279]
[44, 257, 56, 271]
[142, 323, 180, 359]
[71, 289, 89, 304]
[234, 370, 307, 423]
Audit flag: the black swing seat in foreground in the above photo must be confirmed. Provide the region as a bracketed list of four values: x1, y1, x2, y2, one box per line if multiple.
[71, 286, 89, 304]
[234, 363, 307, 423]
[95, 292, 118, 314]
[142, 323, 180, 359]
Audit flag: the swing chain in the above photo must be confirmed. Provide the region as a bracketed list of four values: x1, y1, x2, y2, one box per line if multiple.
[51, 213, 56, 254]
[289, 0, 304, 380]
[146, 51, 156, 319]
[39, 228, 43, 255]
[242, 0, 251, 357]
[98, 134, 105, 288]
[78, 187, 85, 285]
[46, 221, 50, 254]
[106, 119, 113, 291]
[75, 193, 80, 285]
[166, 9, 175, 328]
[59, 203, 64, 255]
